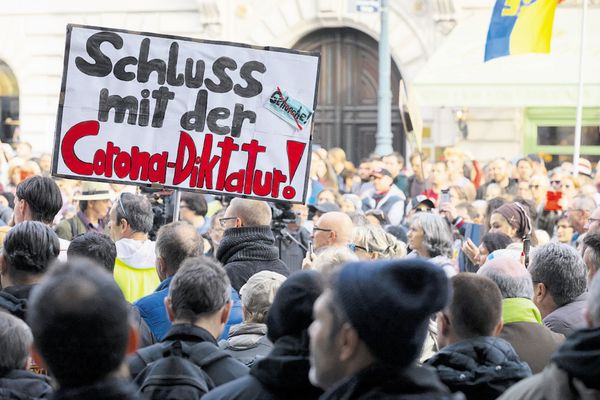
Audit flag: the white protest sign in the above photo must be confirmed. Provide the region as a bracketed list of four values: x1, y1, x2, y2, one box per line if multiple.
[52, 25, 320, 203]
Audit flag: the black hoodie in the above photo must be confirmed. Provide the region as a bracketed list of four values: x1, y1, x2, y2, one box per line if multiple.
[552, 326, 600, 390]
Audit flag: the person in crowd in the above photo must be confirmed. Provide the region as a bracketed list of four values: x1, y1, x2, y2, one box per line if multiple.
[55, 181, 113, 241]
[517, 180, 533, 201]
[308, 259, 459, 399]
[134, 221, 204, 341]
[109, 192, 160, 302]
[278, 203, 311, 273]
[485, 183, 503, 201]
[529, 242, 588, 336]
[499, 272, 600, 399]
[528, 174, 549, 212]
[473, 231, 512, 266]
[516, 157, 534, 183]
[407, 212, 456, 277]
[422, 161, 450, 204]
[216, 198, 289, 292]
[478, 254, 564, 373]
[340, 193, 362, 214]
[0, 221, 59, 321]
[426, 273, 531, 399]
[553, 214, 574, 245]
[128, 256, 248, 385]
[7, 176, 66, 257]
[353, 158, 374, 196]
[583, 233, 600, 285]
[205, 270, 324, 400]
[28, 259, 139, 400]
[206, 208, 226, 257]
[0, 311, 52, 399]
[316, 188, 343, 207]
[179, 192, 209, 235]
[478, 158, 518, 199]
[584, 205, 600, 235]
[67, 232, 155, 348]
[310, 211, 353, 253]
[382, 151, 408, 196]
[559, 175, 581, 210]
[444, 147, 476, 200]
[311, 246, 359, 277]
[407, 152, 429, 198]
[220, 270, 286, 367]
[361, 168, 405, 225]
[350, 224, 406, 260]
[566, 194, 596, 243]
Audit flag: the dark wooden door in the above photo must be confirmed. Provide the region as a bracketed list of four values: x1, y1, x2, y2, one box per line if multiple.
[294, 28, 404, 164]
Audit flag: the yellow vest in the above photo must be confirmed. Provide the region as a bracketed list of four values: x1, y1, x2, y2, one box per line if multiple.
[113, 258, 160, 303]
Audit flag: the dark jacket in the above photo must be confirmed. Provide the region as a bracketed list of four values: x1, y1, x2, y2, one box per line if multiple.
[0, 369, 52, 399]
[498, 326, 600, 400]
[320, 364, 464, 400]
[55, 213, 87, 241]
[50, 378, 139, 400]
[500, 321, 564, 374]
[0, 285, 36, 321]
[426, 336, 531, 399]
[133, 276, 172, 341]
[543, 292, 588, 336]
[127, 323, 248, 387]
[216, 226, 290, 292]
[129, 304, 155, 349]
[219, 322, 273, 367]
[204, 333, 322, 400]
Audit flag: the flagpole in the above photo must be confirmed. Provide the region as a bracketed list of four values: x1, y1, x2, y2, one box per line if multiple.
[573, 0, 587, 176]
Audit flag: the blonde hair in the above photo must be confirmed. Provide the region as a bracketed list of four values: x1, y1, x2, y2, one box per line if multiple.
[239, 271, 287, 323]
[443, 147, 465, 161]
[312, 246, 359, 277]
[352, 224, 407, 259]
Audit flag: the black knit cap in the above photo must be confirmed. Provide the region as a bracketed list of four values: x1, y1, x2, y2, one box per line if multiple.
[334, 258, 450, 367]
[267, 270, 324, 342]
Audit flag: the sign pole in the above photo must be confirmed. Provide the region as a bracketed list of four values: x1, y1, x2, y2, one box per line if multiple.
[172, 189, 182, 223]
[375, 0, 393, 155]
[573, 0, 587, 175]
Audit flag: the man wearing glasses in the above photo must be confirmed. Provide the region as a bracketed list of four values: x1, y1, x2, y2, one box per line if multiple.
[215, 198, 289, 293]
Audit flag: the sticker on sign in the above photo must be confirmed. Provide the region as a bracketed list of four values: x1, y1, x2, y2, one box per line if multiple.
[52, 25, 320, 204]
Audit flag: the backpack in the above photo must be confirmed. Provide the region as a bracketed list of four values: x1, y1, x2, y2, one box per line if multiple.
[133, 340, 230, 400]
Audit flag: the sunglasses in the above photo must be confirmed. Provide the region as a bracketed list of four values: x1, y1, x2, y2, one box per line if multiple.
[550, 180, 562, 185]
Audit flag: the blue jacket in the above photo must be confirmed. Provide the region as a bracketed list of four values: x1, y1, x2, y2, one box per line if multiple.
[221, 288, 243, 340]
[134, 276, 173, 341]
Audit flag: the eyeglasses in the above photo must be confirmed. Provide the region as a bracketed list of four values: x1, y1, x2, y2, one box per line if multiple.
[313, 226, 332, 233]
[550, 180, 562, 185]
[117, 192, 129, 221]
[219, 217, 238, 228]
[529, 184, 541, 189]
[348, 243, 369, 253]
[588, 217, 600, 224]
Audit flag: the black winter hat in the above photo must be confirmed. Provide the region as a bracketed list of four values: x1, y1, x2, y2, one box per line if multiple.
[267, 270, 324, 342]
[334, 258, 450, 367]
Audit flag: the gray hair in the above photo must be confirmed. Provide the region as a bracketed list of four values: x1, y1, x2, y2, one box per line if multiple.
[410, 213, 453, 258]
[572, 195, 597, 214]
[239, 271, 286, 323]
[588, 272, 600, 327]
[528, 242, 587, 306]
[313, 246, 359, 277]
[156, 221, 204, 274]
[0, 312, 32, 373]
[116, 193, 154, 233]
[478, 265, 533, 299]
[169, 256, 231, 321]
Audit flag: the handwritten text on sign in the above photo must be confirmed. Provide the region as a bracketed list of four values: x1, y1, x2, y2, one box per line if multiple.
[53, 25, 320, 202]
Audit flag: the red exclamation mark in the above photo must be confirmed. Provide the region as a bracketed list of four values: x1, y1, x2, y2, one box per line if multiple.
[282, 140, 306, 199]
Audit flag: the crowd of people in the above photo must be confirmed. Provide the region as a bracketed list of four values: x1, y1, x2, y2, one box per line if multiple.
[0, 141, 599, 399]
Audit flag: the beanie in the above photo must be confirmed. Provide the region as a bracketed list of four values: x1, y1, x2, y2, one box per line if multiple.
[334, 258, 450, 367]
[267, 270, 324, 342]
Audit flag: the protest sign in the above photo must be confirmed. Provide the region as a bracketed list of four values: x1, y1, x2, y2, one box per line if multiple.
[52, 24, 320, 203]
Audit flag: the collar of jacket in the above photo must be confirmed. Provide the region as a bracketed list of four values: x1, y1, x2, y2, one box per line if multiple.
[162, 323, 217, 345]
[502, 298, 542, 325]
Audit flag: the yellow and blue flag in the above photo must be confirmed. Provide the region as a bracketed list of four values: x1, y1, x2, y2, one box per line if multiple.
[485, 0, 559, 62]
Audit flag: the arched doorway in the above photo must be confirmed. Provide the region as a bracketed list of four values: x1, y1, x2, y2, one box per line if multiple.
[0, 60, 19, 143]
[294, 28, 404, 164]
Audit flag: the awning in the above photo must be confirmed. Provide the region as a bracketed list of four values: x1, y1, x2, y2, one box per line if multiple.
[412, 7, 600, 108]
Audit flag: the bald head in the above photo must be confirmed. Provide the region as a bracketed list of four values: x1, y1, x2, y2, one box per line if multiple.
[313, 211, 353, 250]
[226, 198, 272, 227]
[478, 255, 533, 299]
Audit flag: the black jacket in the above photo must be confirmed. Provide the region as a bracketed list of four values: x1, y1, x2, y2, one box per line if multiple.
[127, 323, 248, 387]
[216, 226, 290, 292]
[203, 333, 322, 400]
[50, 379, 139, 400]
[426, 336, 531, 399]
[0, 285, 35, 321]
[320, 364, 464, 400]
[0, 369, 52, 399]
